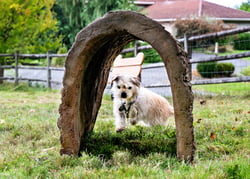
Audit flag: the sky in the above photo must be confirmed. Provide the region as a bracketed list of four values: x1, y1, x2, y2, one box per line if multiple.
[206, 0, 248, 8]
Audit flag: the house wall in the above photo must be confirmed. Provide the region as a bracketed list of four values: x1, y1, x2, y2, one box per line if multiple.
[161, 22, 178, 37]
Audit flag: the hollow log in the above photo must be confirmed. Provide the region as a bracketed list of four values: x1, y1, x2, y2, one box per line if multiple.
[58, 11, 195, 162]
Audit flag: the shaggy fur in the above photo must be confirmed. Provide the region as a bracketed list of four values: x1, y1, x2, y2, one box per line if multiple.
[111, 75, 174, 132]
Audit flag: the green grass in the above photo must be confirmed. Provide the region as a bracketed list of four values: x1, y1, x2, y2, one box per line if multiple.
[193, 82, 250, 97]
[0, 82, 249, 178]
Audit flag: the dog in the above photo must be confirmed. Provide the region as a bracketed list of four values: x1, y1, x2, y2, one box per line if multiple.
[111, 75, 174, 132]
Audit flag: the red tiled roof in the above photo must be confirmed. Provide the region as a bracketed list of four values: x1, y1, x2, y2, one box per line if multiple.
[140, 0, 250, 20]
[202, 1, 250, 18]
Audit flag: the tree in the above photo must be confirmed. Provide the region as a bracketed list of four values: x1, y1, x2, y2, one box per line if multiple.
[239, 0, 250, 12]
[0, 0, 61, 53]
[54, 0, 137, 49]
[0, 0, 62, 83]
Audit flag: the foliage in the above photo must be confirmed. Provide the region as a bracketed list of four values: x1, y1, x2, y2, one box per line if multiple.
[239, 0, 250, 12]
[51, 45, 68, 67]
[197, 62, 218, 78]
[233, 33, 250, 50]
[197, 62, 235, 78]
[241, 66, 250, 76]
[216, 63, 235, 77]
[174, 18, 233, 38]
[53, 0, 138, 49]
[0, 0, 62, 54]
[0, 82, 249, 178]
[143, 48, 162, 63]
[193, 82, 250, 97]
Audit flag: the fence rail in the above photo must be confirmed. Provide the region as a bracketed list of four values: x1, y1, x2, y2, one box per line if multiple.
[0, 51, 66, 87]
[144, 76, 250, 88]
[0, 27, 250, 89]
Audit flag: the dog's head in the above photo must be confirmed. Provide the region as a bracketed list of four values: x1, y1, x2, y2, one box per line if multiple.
[111, 75, 140, 101]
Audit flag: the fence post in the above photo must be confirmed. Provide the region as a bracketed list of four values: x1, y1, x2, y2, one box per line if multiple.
[184, 33, 192, 59]
[215, 42, 219, 56]
[47, 51, 51, 88]
[14, 51, 19, 86]
[134, 41, 139, 56]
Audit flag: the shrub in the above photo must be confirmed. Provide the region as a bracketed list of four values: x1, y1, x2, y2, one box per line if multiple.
[143, 48, 162, 63]
[174, 18, 233, 38]
[52, 46, 68, 67]
[216, 63, 235, 77]
[197, 62, 218, 78]
[197, 62, 235, 78]
[233, 33, 250, 50]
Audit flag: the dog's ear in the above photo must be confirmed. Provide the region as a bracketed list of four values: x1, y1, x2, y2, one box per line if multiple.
[130, 76, 141, 87]
[111, 75, 120, 87]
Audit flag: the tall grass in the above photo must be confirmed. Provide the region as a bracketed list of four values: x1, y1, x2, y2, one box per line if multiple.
[0, 82, 249, 178]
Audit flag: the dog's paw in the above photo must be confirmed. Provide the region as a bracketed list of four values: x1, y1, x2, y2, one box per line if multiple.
[116, 127, 125, 133]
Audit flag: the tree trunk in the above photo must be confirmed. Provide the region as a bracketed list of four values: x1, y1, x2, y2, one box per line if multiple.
[58, 11, 195, 162]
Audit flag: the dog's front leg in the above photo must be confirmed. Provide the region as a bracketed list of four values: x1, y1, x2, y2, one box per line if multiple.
[115, 111, 126, 132]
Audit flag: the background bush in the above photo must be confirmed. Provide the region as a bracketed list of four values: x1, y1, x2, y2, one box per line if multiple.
[52, 46, 68, 67]
[233, 33, 250, 50]
[197, 62, 218, 78]
[197, 62, 235, 78]
[216, 63, 235, 77]
[143, 48, 161, 63]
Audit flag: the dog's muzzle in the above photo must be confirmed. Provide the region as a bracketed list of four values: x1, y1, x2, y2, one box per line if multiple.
[121, 92, 127, 98]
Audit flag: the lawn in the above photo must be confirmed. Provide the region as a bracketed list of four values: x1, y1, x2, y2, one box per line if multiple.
[0, 82, 249, 178]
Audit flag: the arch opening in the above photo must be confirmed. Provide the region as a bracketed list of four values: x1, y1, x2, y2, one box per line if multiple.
[58, 11, 195, 162]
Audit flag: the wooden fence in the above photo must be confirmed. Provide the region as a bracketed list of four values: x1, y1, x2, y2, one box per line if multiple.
[0, 27, 250, 89]
[0, 52, 66, 88]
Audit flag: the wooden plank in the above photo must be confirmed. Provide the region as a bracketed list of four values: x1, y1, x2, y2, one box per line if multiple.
[179, 27, 250, 42]
[0, 54, 13, 57]
[14, 51, 19, 86]
[113, 53, 144, 67]
[191, 52, 250, 63]
[191, 76, 250, 85]
[47, 52, 52, 88]
[0, 65, 64, 71]
[0, 65, 14, 69]
[112, 52, 144, 78]
[0, 77, 47, 82]
[18, 53, 67, 58]
[49, 67, 65, 71]
[144, 76, 250, 88]
[112, 66, 141, 77]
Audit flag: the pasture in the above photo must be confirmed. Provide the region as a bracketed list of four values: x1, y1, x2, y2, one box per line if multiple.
[0, 82, 249, 178]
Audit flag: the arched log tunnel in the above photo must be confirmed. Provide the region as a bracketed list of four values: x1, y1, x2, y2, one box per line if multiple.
[58, 11, 196, 162]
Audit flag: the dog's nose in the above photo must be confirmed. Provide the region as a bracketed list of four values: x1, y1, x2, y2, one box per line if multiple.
[121, 92, 127, 98]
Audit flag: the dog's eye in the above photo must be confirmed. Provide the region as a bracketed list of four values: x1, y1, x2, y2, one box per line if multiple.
[117, 86, 121, 89]
[128, 86, 132, 90]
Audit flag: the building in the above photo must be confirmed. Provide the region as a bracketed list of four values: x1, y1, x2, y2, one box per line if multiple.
[135, 0, 250, 36]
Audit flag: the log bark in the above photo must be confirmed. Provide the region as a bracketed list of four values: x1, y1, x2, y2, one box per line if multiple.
[58, 11, 195, 162]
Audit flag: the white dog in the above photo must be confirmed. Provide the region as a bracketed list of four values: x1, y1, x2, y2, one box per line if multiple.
[111, 75, 174, 132]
